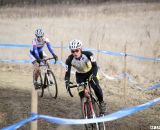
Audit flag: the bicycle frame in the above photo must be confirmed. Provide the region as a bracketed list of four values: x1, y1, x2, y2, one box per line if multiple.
[35, 57, 58, 98]
[40, 63, 49, 87]
[39, 58, 54, 87]
[80, 82, 97, 118]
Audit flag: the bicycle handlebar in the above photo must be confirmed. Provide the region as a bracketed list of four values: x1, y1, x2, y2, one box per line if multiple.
[67, 81, 88, 97]
[41, 57, 56, 63]
[69, 82, 88, 88]
[37, 57, 56, 66]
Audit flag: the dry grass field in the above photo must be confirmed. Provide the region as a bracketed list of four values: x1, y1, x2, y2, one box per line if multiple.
[0, 2, 160, 130]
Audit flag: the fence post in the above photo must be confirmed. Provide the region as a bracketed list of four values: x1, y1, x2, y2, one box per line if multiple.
[31, 87, 38, 130]
[123, 43, 127, 105]
[96, 42, 100, 62]
[60, 42, 64, 77]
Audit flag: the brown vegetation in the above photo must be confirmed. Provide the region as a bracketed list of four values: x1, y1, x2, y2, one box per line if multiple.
[0, 2, 160, 130]
[0, 0, 160, 6]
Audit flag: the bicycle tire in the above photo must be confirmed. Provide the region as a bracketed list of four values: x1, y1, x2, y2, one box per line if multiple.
[46, 70, 58, 99]
[81, 97, 100, 130]
[92, 98, 106, 130]
[81, 97, 90, 130]
[40, 73, 44, 97]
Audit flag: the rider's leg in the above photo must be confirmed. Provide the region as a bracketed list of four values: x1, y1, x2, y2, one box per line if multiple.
[90, 76, 106, 114]
[90, 76, 103, 102]
[30, 50, 41, 89]
[30, 51, 39, 82]
[33, 61, 40, 82]
[33, 61, 41, 89]
[32, 58, 40, 86]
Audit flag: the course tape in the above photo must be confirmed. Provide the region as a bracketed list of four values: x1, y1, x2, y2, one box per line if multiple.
[84, 48, 160, 60]
[1, 114, 38, 130]
[0, 58, 62, 65]
[0, 59, 31, 63]
[0, 43, 68, 49]
[84, 48, 126, 56]
[0, 58, 160, 91]
[2, 97, 160, 130]
[127, 54, 160, 61]
[0, 43, 31, 48]
[99, 69, 160, 91]
[144, 83, 160, 91]
[0, 43, 160, 61]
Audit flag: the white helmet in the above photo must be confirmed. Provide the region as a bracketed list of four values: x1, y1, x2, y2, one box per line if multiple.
[69, 39, 82, 50]
[35, 28, 44, 37]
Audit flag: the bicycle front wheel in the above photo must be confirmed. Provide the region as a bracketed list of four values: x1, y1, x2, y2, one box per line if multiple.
[81, 98, 100, 130]
[46, 70, 58, 99]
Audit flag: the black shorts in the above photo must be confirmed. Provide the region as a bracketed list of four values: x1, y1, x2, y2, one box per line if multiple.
[76, 69, 92, 83]
[76, 69, 103, 102]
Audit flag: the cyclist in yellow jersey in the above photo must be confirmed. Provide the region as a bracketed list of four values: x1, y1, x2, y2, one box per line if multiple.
[64, 39, 106, 114]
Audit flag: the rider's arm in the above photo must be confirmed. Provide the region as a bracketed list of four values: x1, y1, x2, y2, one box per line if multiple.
[64, 55, 73, 82]
[84, 51, 98, 76]
[46, 42, 55, 56]
[91, 58, 98, 77]
[44, 37, 56, 56]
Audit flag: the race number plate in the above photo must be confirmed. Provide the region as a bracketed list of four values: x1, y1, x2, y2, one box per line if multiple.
[77, 86, 84, 93]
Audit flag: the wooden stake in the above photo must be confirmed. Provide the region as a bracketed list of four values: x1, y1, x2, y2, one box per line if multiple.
[31, 87, 38, 130]
[96, 42, 100, 63]
[60, 42, 64, 77]
[124, 43, 127, 105]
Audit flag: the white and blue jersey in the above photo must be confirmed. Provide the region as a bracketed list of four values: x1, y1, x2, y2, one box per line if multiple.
[29, 37, 55, 63]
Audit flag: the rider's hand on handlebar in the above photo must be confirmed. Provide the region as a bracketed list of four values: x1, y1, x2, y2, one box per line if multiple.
[53, 54, 58, 63]
[37, 59, 42, 64]
[65, 80, 73, 91]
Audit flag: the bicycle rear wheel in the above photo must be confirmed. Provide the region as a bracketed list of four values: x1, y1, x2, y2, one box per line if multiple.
[46, 70, 58, 99]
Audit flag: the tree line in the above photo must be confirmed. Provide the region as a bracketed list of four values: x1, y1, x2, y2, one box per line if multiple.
[0, 0, 159, 6]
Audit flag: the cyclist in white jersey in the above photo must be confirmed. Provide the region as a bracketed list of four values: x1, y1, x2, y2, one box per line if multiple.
[30, 28, 58, 89]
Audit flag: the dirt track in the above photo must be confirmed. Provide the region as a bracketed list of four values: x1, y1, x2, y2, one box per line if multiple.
[0, 63, 160, 130]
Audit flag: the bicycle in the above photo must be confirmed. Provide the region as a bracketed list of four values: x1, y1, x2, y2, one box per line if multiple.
[68, 79, 106, 130]
[33, 57, 58, 98]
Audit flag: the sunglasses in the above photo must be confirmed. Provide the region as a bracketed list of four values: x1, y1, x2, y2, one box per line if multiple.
[37, 36, 43, 38]
[71, 49, 80, 53]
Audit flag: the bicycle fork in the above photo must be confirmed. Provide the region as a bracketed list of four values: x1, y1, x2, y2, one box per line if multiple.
[84, 89, 97, 118]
